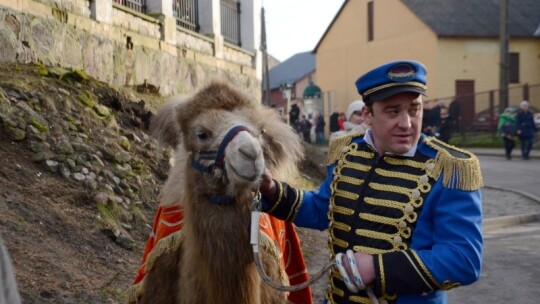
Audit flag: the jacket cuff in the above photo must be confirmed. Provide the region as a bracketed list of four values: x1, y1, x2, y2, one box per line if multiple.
[262, 180, 303, 222]
[374, 250, 442, 296]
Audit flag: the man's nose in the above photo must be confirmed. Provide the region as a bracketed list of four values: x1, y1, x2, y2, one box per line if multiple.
[397, 112, 412, 129]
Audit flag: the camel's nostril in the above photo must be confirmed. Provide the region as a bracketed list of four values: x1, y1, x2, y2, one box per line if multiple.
[239, 146, 257, 160]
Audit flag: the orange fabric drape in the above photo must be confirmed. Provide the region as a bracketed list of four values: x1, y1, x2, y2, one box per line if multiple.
[133, 205, 313, 304]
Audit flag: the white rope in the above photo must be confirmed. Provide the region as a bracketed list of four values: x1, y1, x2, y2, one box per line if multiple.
[336, 250, 380, 304]
[335, 252, 359, 293]
[346, 249, 366, 290]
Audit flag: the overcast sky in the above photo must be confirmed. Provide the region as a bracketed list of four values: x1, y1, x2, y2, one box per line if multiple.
[262, 0, 344, 62]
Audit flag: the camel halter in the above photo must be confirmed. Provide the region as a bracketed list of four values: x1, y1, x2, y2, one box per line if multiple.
[191, 125, 250, 205]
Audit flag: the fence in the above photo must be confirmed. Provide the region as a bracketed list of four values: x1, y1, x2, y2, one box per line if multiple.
[221, 0, 241, 46]
[114, 0, 240, 44]
[173, 0, 199, 31]
[114, 0, 146, 13]
[424, 83, 540, 139]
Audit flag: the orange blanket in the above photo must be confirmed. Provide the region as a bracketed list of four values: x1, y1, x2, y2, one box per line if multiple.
[132, 205, 313, 304]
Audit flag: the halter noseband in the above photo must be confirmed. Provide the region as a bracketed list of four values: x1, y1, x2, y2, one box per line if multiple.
[191, 125, 251, 205]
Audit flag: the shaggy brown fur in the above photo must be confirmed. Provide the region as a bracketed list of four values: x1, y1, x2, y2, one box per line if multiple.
[138, 80, 304, 304]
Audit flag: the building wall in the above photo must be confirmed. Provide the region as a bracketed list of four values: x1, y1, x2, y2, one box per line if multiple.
[316, 0, 540, 114]
[437, 38, 540, 110]
[316, 0, 438, 114]
[0, 0, 261, 98]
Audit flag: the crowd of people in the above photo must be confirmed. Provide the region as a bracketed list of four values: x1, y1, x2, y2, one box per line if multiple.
[291, 93, 463, 146]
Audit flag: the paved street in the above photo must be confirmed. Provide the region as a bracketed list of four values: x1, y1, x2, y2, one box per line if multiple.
[476, 153, 540, 200]
[448, 221, 540, 304]
[448, 153, 540, 304]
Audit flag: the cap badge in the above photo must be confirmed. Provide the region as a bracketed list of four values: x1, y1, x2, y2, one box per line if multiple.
[387, 63, 416, 82]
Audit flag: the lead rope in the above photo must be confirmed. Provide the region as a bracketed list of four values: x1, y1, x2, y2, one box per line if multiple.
[250, 192, 334, 292]
[250, 193, 379, 303]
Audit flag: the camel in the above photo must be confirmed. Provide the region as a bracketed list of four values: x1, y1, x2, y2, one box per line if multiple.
[129, 81, 306, 304]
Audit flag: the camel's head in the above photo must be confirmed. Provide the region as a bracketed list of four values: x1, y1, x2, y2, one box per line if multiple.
[151, 81, 303, 198]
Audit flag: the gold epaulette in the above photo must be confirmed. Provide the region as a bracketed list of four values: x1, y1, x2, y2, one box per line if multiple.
[326, 131, 365, 165]
[424, 137, 484, 191]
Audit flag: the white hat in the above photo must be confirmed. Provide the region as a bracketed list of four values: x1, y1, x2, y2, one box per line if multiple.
[346, 100, 365, 121]
[520, 100, 529, 107]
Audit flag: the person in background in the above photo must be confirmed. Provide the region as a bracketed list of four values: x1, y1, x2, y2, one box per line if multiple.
[497, 107, 517, 160]
[0, 236, 21, 304]
[438, 106, 452, 143]
[515, 100, 537, 160]
[289, 102, 301, 132]
[421, 101, 433, 136]
[329, 110, 341, 135]
[448, 99, 461, 133]
[329, 99, 371, 142]
[260, 60, 483, 304]
[428, 100, 444, 137]
[338, 112, 347, 131]
[299, 114, 312, 143]
[315, 112, 326, 144]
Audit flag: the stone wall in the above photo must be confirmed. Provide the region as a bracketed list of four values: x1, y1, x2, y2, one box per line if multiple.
[111, 4, 160, 39]
[0, 0, 260, 98]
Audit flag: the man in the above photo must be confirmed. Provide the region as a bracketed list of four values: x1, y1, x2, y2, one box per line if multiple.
[261, 60, 483, 303]
[515, 100, 537, 160]
[0, 237, 21, 304]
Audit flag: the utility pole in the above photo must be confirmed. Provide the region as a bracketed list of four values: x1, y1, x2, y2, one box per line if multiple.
[260, 7, 271, 106]
[499, 0, 509, 112]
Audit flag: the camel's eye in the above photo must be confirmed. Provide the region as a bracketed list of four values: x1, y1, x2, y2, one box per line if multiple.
[196, 131, 210, 141]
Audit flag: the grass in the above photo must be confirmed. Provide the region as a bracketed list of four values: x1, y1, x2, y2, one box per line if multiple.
[449, 132, 503, 148]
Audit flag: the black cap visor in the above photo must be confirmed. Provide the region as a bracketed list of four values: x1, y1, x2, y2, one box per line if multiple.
[368, 85, 426, 103]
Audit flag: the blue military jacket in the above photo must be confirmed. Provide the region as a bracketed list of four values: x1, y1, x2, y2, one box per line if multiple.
[264, 134, 483, 304]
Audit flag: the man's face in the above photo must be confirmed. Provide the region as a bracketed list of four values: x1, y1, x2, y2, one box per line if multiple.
[369, 92, 423, 154]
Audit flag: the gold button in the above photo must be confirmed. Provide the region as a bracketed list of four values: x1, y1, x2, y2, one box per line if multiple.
[426, 163, 435, 171]
[341, 146, 349, 153]
[411, 189, 420, 198]
[338, 160, 344, 166]
[393, 236, 402, 244]
[404, 205, 414, 213]
[398, 221, 407, 228]
[328, 204, 334, 212]
[333, 175, 339, 181]
[420, 175, 428, 183]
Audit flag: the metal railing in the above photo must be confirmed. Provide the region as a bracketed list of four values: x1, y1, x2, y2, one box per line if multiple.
[424, 83, 540, 138]
[114, 0, 146, 13]
[173, 0, 199, 32]
[221, 0, 241, 46]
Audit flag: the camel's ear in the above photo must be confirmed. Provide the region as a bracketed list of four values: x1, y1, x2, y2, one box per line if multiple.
[150, 97, 186, 148]
[260, 108, 304, 181]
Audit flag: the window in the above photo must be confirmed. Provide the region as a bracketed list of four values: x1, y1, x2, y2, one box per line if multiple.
[367, 1, 374, 41]
[509, 52, 519, 83]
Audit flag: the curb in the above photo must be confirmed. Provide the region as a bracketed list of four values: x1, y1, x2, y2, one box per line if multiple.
[483, 185, 540, 231]
[484, 213, 540, 232]
[484, 185, 540, 204]
[468, 150, 540, 160]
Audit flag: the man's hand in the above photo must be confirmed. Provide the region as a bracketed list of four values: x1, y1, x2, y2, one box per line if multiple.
[259, 168, 276, 200]
[342, 251, 376, 286]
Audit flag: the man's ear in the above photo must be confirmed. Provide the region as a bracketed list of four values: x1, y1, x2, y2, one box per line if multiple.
[362, 106, 372, 118]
